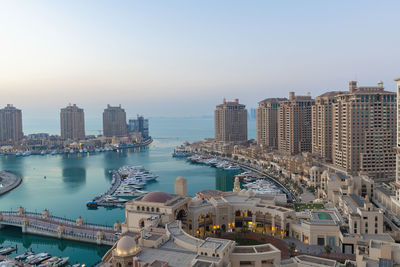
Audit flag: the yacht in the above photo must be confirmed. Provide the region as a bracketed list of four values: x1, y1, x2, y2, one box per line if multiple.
[69, 149, 74, 154]
[15, 251, 35, 261]
[22, 150, 31, 156]
[224, 165, 241, 171]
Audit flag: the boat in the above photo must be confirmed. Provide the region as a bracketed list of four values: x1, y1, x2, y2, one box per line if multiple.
[86, 201, 98, 208]
[15, 151, 22, 157]
[15, 251, 35, 261]
[53, 257, 69, 267]
[51, 150, 57, 155]
[69, 149, 74, 154]
[22, 150, 31, 156]
[79, 149, 83, 153]
[224, 165, 241, 171]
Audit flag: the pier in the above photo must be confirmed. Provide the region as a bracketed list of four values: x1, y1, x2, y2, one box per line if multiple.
[0, 171, 22, 196]
[89, 171, 125, 208]
[0, 207, 121, 246]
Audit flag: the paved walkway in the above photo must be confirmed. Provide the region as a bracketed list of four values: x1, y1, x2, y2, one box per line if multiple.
[299, 186, 316, 203]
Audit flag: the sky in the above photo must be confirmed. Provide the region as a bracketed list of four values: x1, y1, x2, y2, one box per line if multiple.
[1, 1, 400, 133]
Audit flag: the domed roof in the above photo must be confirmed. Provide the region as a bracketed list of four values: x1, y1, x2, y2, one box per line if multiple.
[116, 236, 137, 256]
[141, 191, 173, 203]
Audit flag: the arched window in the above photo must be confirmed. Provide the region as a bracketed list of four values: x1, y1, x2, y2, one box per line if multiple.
[117, 263, 122, 267]
[156, 208, 160, 212]
[142, 206, 145, 211]
[151, 207, 154, 212]
[146, 207, 149, 211]
[137, 206, 140, 211]
[140, 220, 145, 228]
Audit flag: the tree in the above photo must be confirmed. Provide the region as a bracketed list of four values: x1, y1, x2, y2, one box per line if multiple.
[324, 245, 332, 254]
[240, 224, 249, 236]
[289, 242, 296, 255]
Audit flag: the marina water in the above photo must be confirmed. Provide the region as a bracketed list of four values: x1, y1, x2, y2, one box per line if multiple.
[0, 117, 256, 265]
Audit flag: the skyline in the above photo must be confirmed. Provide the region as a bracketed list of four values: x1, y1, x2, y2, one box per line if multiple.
[1, 0, 400, 131]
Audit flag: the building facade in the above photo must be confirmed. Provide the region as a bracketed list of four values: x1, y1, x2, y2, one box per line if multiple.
[332, 81, 396, 181]
[103, 105, 127, 138]
[127, 115, 149, 139]
[256, 98, 286, 149]
[214, 99, 247, 143]
[0, 104, 23, 144]
[311, 92, 342, 162]
[60, 104, 85, 140]
[278, 92, 314, 155]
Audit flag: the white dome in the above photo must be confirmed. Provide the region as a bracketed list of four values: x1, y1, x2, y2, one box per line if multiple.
[116, 236, 137, 256]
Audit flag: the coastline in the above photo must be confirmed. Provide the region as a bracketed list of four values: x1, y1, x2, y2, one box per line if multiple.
[0, 171, 22, 195]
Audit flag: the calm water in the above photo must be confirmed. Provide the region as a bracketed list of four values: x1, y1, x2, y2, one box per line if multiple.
[0, 117, 256, 265]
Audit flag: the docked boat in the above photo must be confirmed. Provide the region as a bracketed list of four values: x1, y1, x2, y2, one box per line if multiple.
[53, 257, 69, 267]
[22, 150, 31, 156]
[15, 251, 35, 261]
[223, 165, 241, 171]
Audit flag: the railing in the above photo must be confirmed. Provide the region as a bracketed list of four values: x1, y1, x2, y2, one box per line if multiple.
[0, 211, 113, 230]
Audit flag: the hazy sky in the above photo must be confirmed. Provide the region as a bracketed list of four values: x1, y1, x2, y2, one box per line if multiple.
[1, 1, 400, 133]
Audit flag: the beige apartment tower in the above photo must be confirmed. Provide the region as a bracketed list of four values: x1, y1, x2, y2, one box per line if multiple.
[214, 99, 247, 143]
[278, 92, 313, 155]
[256, 98, 287, 149]
[0, 104, 23, 144]
[394, 78, 400, 201]
[332, 81, 396, 181]
[311, 92, 342, 162]
[60, 104, 85, 140]
[103, 105, 127, 138]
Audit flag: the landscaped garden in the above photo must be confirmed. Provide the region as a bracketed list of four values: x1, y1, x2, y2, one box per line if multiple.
[294, 203, 324, 212]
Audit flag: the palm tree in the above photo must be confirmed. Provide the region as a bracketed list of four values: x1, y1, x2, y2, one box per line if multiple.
[289, 242, 296, 255]
[324, 245, 332, 254]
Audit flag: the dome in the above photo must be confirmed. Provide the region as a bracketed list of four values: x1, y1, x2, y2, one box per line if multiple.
[141, 191, 173, 203]
[116, 236, 137, 256]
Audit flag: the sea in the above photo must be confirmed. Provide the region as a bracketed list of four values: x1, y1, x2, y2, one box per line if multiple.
[0, 117, 256, 265]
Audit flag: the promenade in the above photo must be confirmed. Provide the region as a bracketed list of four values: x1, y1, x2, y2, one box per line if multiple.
[0, 209, 118, 246]
[0, 171, 22, 195]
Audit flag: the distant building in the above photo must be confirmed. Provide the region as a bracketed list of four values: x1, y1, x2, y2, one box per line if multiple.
[332, 81, 396, 181]
[214, 99, 247, 143]
[103, 105, 127, 138]
[311, 91, 343, 161]
[248, 108, 257, 120]
[27, 133, 49, 139]
[256, 98, 287, 149]
[0, 104, 23, 144]
[60, 104, 85, 140]
[127, 115, 149, 139]
[278, 92, 314, 155]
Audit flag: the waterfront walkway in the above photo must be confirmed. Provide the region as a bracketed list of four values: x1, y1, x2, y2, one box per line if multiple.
[0, 210, 118, 246]
[0, 171, 22, 196]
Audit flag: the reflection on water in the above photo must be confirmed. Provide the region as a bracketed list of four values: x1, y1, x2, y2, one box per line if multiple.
[62, 167, 86, 187]
[215, 169, 239, 192]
